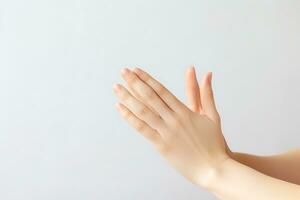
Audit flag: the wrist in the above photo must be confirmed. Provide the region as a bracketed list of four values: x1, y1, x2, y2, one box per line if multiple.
[194, 155, 233, 190]
[197, 158, 239, 200]
[202, 158, 232, 190]
[200, 158, 253, 200]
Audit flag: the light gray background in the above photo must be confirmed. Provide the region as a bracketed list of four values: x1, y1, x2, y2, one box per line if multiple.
[0, 0, 299, 199]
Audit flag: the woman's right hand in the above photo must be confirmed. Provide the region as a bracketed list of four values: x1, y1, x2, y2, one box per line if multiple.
[114, 67, 230, 187]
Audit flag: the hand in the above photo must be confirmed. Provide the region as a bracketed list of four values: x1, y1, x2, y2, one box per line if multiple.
[185, 66, 231, 155]
[113, 67, 230, 187]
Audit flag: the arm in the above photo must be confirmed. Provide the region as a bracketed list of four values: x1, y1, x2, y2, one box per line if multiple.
[206, 158, 300, 200]
[185, 66, 300, 185]
[113, 67, 300, 200]
[229, 149, 300, 185]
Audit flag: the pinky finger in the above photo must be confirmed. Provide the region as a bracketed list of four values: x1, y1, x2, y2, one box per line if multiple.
[115, 102, 162, 146]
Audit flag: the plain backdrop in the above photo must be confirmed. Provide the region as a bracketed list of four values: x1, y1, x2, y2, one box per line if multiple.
[0, 0, 300, 199]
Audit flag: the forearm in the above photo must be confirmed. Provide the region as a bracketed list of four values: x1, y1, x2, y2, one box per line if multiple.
[204, 158, 300, 200]
[229, 149, 300, 185]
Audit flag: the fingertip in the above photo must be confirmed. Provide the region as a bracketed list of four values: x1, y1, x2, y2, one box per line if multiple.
[115, 102, 122, 110]
[121, 67, 130, 76]
[187, 65, 195, 72]
[186, 65, 196, 79]
[190, 65, 195, 71]
[203, 72, 212, 83]
[133, 67, 144, 76]
[113, 83, 120, 92]
[208, 71, 213, 82]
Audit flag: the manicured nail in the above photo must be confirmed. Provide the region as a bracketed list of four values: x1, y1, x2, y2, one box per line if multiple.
[121, 68, 130, 76]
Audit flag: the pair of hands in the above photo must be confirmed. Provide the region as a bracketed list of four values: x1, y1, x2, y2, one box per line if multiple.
[113, 66, 231, 187]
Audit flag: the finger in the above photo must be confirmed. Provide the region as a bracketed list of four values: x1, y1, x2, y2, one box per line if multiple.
[125, 81, 159, 116]
[125, 67, 160, 117]
[132, 67, 188, 114]
[121, 68, 174, 120]
[200, 72, 221, 124]
[113, 83, 165, 131]
[185, 65, 202, 113]
[115, 102, 162, 145]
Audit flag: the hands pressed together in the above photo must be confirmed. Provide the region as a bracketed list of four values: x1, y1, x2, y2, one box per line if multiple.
[113, 67, 300, 200]
[113, 67, 230, 187]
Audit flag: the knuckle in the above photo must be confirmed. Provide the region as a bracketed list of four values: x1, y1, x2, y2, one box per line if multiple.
[153, 117, 164, 128]
[142, 72, 151, 83]
[128, 74, 138, 85]
[136, 122, 146, 132]
[156, 84, 167, 97]
[122, 108, 131, 119]
[144, 89, 156, 99]
[138, 106, 148, 116]
[120, 90, 130, 101]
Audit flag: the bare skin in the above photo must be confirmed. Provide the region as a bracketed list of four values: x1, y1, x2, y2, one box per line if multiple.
[113, 66, 300, 200]
[185, 66, 300, 186]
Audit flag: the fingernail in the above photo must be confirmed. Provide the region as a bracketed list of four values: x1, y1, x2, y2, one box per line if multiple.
[133, 67, 142, 74]
[189, 65, 195, 71]
[113, 84, 121, 92]
[121, 68, 130, 76]
[115, 102, 122, 110]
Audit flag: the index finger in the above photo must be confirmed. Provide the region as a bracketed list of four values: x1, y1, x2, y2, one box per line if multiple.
[133, 67, 188, 114]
